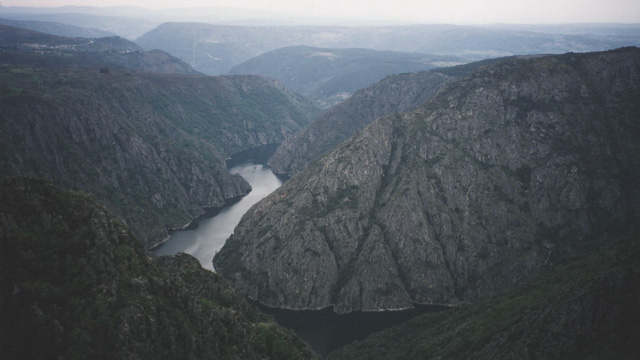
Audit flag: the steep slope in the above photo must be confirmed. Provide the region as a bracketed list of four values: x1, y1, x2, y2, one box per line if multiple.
[329, 238, 640, 359]
[213, 48, 640, 313]
[228, 46, 459, 108]
[268, 58, 511, 177]
[0, 64, 318, 249]
[136, 22, 640, 75]
[0, 178, 317, 360]
[268, 70, 454, 176]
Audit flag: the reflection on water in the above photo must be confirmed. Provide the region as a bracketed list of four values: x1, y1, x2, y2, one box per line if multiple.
[152, 163, 282, 270]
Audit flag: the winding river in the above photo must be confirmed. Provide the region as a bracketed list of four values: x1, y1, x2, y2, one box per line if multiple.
[151, 147, 444, 356]
[151, 162, 283, 270]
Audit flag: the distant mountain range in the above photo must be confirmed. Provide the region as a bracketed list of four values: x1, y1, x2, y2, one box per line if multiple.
[0, 24, 201, 75]
[0, 11, 158, 39]
[0, 23, 139, 51]
[228, 45, 461, 108]
[0, 17, 116, 38]
[136, 22, 640, 75]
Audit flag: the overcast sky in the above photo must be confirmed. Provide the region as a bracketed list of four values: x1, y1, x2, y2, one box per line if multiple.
[3, 0, 640, 24]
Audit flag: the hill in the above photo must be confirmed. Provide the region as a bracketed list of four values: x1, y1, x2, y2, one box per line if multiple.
[0, 18, 117, 38]
[213, 47, 640, 313]
[329, 237, 640, 359]
[0, 24, 204, 76]
[0, 10, 158, 39]
[268, 57, 510, 177]
[0, 17, 116, 38]
[0, 178, 318, 360]
[228, 45, 460, 108]
[268, 71, 454, 176]
[0, 24, 140, 52]
[0, 61, 318, 249]
[136, 22, 640, 75]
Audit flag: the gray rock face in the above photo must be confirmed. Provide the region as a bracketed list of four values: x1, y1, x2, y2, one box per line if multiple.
[214, 48, 640, 313]
[0, 67, 318, 249]
[269, 71, 454, 177]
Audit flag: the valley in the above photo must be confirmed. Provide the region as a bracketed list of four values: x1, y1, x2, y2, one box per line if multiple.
[1, 4, 639, 359]
[152, 160, 284, 271]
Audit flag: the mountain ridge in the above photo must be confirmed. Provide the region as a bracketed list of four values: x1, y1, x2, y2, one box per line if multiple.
[0, 17, 116, 38]
[0, 24, 202, 75]
[228, 45, 460, 109]
[214, 47, 640, 313]
[136, 22, 640, 75]
[267, 57, 512, 177]
[0, 61, 318, 249]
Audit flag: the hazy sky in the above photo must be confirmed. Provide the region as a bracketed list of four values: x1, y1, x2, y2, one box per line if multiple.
[3, 0, 640, 24]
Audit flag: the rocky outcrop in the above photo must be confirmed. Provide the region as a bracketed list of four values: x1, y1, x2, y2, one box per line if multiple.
[0, 178, 317, 360]
[214, 48, 640, 313]
[0, 64, 318, 249]
[269, 71, 455, 177]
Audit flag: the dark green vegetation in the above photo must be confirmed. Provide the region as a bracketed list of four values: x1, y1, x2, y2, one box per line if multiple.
[136, 22, 640, 75]
[214, 48, 640, 314]
[0, 45, 318, 249]
[329, 237, 640, 359]
[268, 58, 509, 177]
[228, 46, 460, 108]
[0, 178, 317, 360]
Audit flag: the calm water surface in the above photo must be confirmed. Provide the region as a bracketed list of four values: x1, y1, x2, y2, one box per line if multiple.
[152, 160, 444, 357]
[152, 163, 282, 270]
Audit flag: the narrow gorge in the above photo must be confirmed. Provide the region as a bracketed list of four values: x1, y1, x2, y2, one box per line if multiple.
[0, 60, 318, 249]
[214, 47, 640, 313]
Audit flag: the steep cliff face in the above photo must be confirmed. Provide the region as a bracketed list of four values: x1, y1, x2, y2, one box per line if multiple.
[214, 48, 640, 313]
[0, 65, 318, 248]
[269, 71, 455, 177]
[329, 238, 640, 359]
[0, 178, 317, 360]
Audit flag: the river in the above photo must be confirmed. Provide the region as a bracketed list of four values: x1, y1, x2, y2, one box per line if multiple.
[151, 147, 444, 357]
[151, 162, 283, 270]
